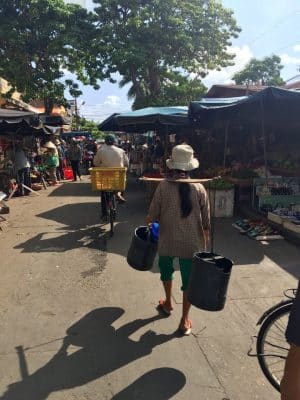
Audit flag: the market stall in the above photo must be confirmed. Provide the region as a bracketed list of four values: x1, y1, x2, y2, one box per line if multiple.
[0, 109, 56, 196]
[99, 106, 192, 199]
[189, 87, 300, 240]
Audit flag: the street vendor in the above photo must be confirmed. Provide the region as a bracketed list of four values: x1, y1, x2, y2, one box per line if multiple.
[44, 142, 60, 186]
[6, 143, 31, 196]
[146, 144, 210, 335]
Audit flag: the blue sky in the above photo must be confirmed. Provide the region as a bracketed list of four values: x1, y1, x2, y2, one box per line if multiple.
[71, 0, 300, 122]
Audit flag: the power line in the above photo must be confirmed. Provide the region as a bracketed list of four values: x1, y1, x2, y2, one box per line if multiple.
[249, 10, 300, 46]
[270, 41, 300, 54]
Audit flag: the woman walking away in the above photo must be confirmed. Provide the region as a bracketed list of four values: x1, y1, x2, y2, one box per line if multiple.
[68, 139, 82, 181]
[45, 147, 60, 186]
[146, 144, 210, 335]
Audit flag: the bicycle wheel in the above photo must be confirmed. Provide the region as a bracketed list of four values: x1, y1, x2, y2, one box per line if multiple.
[256, 302, 293, 392]
[109, 207, 114, 236]
[108, 193, 116, 237]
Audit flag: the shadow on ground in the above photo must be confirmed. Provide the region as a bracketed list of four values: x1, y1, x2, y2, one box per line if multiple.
[213, 218, 300, 279]
[0, 308, 179, 400]
[111, 367, 186, 400]
[48, 181, 99, 197]
[14, 202, 109, 253]
[14, 177, 300, 279]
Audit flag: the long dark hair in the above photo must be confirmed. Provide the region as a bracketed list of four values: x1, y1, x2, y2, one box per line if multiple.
[173, 170, 192, 218]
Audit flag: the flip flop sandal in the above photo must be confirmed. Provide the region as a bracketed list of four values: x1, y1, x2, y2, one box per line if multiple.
[157, 300, 173, 316]
[179, 319, 192, 336]
[235, 219, 247, 227]
[247, 228, 263, 238]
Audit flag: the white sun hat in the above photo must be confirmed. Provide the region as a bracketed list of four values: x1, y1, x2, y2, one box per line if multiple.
[166, 144, 199, 171]
[42, 141, 56, 149]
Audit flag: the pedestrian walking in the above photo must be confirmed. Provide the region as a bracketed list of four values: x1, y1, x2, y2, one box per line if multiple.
[146, 144, 210, 335]
[68, 139, 82, 181]
[54, 139, 66, 180]
[45, 145, 59, 186]
[8, 143, 32, 196]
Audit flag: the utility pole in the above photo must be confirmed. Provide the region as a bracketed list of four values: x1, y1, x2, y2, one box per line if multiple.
[74, 96, 79, 130]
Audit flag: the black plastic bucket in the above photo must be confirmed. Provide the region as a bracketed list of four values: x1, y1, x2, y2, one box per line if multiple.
[127, 226, 158, 271]
[187, 252, 233, 311]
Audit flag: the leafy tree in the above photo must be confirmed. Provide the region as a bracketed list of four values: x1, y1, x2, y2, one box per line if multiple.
[93, 0, 240, 108]
[72, 117, 104, 140]
[0, 0, 106, 114]
[233, 55, 284, 86]
[128, 71, 207, 109]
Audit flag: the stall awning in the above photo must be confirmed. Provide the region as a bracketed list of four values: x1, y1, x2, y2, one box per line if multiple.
[189, 96, 248, 111]
[62, 131, 92, 138]
[189, 87, 300, 129]
[99, 106, 189, 133]
[99, 113, 121, 132]
[40, 115, 72, 126]
[0, 109, 37, 124]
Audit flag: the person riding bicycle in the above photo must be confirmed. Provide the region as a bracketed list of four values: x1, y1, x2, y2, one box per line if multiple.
[93, 134, 129, 219]
[281, 281, 300, 400]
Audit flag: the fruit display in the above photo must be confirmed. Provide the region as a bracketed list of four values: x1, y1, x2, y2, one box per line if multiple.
[271, 157, 299, 171]
[231, 168, 259, 179]
[204, 178, 234, 190]
[270, 186, 294, 195]
[203, 167, 231, 178]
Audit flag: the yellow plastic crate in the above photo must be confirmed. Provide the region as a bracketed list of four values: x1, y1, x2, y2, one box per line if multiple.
[90, 167, 127, 191]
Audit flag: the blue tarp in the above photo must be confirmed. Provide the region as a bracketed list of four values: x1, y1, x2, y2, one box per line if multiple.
[61, 131, 91, 138]
[190, 97, 248, 110]
[99, 106, 188, 133]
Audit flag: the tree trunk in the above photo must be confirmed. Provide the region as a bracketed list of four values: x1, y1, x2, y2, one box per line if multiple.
[44, 97, 54, 115]
[148, 65, 161, 95]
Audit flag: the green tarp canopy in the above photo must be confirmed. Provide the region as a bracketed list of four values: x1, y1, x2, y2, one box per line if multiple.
[99, 106, 189, 133]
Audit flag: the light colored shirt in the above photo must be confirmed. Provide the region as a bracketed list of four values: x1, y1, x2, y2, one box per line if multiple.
[148, 180, 210, 259]
[14, 149, 30, 170]
[93, 144, 129, 168]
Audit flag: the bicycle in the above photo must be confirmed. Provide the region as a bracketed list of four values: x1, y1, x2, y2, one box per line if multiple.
[89, 167, 127, 237]
[249, 288, 296, 392]
[102, 190, 117, 236]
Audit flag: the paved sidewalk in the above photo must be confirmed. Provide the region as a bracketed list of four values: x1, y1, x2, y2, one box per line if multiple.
[0, 177, 299, 399]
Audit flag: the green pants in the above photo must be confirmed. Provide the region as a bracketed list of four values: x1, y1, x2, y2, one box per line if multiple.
[158, 256, 192, 291]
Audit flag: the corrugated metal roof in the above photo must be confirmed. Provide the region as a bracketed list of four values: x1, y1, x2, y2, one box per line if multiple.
[206, 84, 267, 98]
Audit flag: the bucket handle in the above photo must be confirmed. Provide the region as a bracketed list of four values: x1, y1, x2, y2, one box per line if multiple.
[208, 178, 217, 253]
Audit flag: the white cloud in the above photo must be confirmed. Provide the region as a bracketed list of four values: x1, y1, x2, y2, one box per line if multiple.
[104, 95, 121, 106]
[80, 96, 131, 123]
[293, 44, 300, 52]
[280, 53, 300, 65]
[202, 45, 253, 89]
